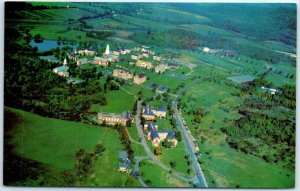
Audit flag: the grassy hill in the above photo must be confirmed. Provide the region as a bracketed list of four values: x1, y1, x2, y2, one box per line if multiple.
[4, 107, 140, 187]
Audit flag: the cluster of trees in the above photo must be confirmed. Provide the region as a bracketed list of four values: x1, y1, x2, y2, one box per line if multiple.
[162, 141, 173, 148]
[70, 67, 102, 82]
[103, 76, 120, 92]
[221, 83, 296, 169]
[78, 11, 112, 22]
[86, 30, 113, 40]
[75, 143, 105, 182]
[33, 34, 44, 43]
[132, 100, 138, 115]
[113, 125, 134, 160]
[188, 106, 206, 123]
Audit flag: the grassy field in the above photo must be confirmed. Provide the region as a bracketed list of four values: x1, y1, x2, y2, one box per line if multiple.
[127, 126, 140, 143]
[5, 107, 140, 186]
[131, 142, 147, 157]
[181, 81, 242, 131]
[146, 139, 193, 178]
[179, 80, 295, 188]
[139, 160, 191, 187]
[200, 143, 295, 188]
[90, 87, 136, 113]
[25, 8, 95, 21]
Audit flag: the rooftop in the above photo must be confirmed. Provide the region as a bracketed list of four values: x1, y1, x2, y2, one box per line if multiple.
[228, 75, 256, 84]
[119, 151, 128, 160]
[122, 111, 132, 120]
[138, 73, 146, 78]
[77, 48, 96, 52]
[146, 122, 157, 132]
[98, 112, 123, 118]
[151, 131, 159, 140]
[143, 105, 154, 116]
[53, 65, 69, 72]
[157, 104, 167, 112]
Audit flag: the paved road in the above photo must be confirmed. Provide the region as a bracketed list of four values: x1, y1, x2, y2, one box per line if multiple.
[133, 156, 149, 187]
[172, 80, 208, 187]
[134, 101, 193, 183]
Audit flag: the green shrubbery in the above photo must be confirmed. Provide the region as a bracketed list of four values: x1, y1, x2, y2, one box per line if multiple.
[221, 83, 295, 169]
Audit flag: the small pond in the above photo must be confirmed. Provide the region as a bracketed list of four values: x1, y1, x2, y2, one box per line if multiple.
[30, 39, 78, 52]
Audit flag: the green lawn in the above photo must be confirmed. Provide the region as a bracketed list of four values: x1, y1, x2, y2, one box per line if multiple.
[30, 27, 94, 42]
[146, 139, 193, 178]
[156, 142, 195, 178]
[122, 84, 155, 100]
[131, 142, 147, 157]
[156, 118, 174, 131]
[139, 160, 191, 187]
[5, 107, 140, 186]
[90, 88, 136, 113]
[145, 73, 188, 89]
[200, 143, 295, 188]
[127, 126, 140, 143]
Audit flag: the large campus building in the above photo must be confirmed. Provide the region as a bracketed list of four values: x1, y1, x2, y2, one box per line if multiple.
[94, 56, 110, 66]
[113, 69, 133, 80]
[97, 111, 132, 126]
[75, 49, 96, 56]
[144, 121, 177, 147]
[155, 64, 169, 74]
[136, 60, 153, 69]
[142, 104, 167, 120]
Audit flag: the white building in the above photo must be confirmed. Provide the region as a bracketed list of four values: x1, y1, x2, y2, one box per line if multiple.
[53, 58, 69, 77]
[104, 44, 110, 55]
[203, 47, 210, 53]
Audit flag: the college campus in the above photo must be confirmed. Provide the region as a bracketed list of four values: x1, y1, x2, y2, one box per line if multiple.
[4, 2, 296, 188]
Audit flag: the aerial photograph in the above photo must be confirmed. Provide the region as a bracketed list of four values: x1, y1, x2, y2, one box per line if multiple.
[4, 1, 296, 188]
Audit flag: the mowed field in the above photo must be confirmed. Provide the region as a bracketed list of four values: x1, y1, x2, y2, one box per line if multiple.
[200, 143, 295, 188]
[146, 139, 193, 178]
[5, 107, 140, 186]
[139, 160, 191, 187]
[90, 87, 136, 113]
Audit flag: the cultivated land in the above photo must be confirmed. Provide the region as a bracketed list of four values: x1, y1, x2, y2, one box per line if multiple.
[5, 2, 296, 188]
